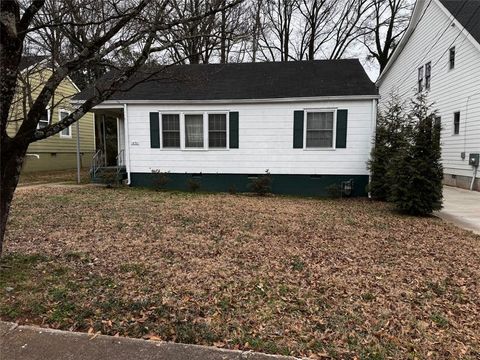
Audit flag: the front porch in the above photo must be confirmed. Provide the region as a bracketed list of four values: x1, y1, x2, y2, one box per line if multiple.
[91, 108, 127, 184]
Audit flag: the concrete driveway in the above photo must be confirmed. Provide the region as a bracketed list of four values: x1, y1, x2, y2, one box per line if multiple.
[436, 186, 480, 235]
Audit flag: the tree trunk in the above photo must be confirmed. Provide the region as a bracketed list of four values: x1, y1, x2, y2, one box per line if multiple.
[0, 138, 27, 257]
[220, 7, 227, 63]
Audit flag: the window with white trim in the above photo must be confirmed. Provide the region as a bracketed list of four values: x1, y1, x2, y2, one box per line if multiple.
[37, 109, 49, 129]
[59, 110, 71, 137]
[418, 66, 424, 92]
[453, 111, 460, 135]
[184, 114, 204, 148]
[425, 62, 431, 90]
[208, 113, 227, 148]
[305, 111, 334, 148]
[162, 114, 180, 148]
[449, 47, 455, 70]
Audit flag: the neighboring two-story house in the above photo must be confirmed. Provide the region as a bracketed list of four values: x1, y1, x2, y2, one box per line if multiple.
[377, 0, 480, 191]
[8, 56, 95, 172]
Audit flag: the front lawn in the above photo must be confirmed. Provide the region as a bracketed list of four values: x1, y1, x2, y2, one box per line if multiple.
[1, 186, 479, 359]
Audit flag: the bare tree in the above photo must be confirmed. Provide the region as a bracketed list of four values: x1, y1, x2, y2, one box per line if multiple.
[363, 0, 412, 73]
[260, 0, 296, 61]
[249, 0, 265, 61]
[0, 0, 243, 256]
[159, 0, 248, 64]
[327, 0, 375, 59]
[294, 0, 335, 60]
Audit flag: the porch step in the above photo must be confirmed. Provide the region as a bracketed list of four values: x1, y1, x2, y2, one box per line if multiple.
[90, 166, 127, 184]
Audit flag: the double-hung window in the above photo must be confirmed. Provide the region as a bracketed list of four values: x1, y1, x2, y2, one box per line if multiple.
[418, 66, 424, 92]
[59, 110, 71, 138]
[453, 112, 460, 135]
[208, 113, 227, 148]
[184, 114, 204, 148]
[162, 114, 180, 148]
[37, 109, 49, 129]
[305, 111, 335, 148]
[159, 112, 230, 150]
[425, 62, 431, 90]
[449, 47, 455, 69]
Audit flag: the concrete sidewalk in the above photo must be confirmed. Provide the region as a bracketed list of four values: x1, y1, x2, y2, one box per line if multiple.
[0, 322, 298, 360]
[436, 186, 480, 235]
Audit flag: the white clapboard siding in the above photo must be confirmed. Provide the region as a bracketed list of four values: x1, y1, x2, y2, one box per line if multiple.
[125, 99, 375, 175]
[379, 0, 480, 179]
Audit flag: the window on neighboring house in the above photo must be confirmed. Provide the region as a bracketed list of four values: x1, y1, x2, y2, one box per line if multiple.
[305, 111, 335, 148]
[418, 66, 424, 92]
[37, 109, 49, 129]
[425, 62, 431, 90]
[449, 47, 456, 69]
[184, 114, 204, 148]
[208, 113, 227, 148]
[453, 112, 460, 135]
[59, 110, 71, 137]
[161, 114, 180, 148]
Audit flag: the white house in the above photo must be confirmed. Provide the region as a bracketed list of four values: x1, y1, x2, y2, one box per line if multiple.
[74, 60, 379, 196]
[377, 0, 480, 191]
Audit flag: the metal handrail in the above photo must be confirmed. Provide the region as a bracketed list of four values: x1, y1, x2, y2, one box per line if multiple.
[91, 149, 104, 178]
[116, 149, 125, 167]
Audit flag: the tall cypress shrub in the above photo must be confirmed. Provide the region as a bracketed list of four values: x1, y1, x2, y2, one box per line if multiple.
[389, 94, 443, 215]
[369, 95, 411, 200]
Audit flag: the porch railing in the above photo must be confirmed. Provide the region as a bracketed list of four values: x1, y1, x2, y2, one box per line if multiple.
[116, 149, 125, 167]
[91, 149, 104, 178]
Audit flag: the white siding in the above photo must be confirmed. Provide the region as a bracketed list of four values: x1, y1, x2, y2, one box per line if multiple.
[125, 99, 375, 175]
[379, 0, 480, 179]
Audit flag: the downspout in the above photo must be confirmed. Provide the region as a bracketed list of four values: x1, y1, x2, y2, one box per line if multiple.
[470, 166, 478, 191]
[368, 98, 378, 199]
[123, 104, 131, 185]
[465, 91, 480, 190]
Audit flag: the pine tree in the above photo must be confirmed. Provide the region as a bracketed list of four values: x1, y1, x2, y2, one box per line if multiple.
[369, 95, 410, 200]
[389, 94, 443, 215]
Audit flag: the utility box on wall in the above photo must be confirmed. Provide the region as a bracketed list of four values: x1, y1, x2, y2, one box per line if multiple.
[469, 153, 480, 167]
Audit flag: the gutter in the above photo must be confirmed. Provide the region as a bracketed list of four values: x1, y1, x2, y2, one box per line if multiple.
[71, 95, 381, 107]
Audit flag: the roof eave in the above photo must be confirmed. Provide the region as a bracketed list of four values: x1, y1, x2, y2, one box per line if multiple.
[71, 94, 380, 107]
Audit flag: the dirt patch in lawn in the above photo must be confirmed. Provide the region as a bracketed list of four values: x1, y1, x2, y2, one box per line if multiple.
[1, 187, 479, 359]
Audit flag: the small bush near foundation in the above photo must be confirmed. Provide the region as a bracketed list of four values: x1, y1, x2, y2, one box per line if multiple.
[187, 179, 200, 192]
[99, 171, 119, 188]
[326, 184, 342, 198]
[249, 170, 272, 196]
[228, 185, 237, 195]
[151, 170, 170, 191]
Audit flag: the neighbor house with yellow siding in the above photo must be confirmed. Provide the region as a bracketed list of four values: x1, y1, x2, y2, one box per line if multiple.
[8, 56, 95, 172]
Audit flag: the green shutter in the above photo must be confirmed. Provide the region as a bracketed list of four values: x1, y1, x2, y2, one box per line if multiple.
[150, 112, 160, 148]
[293, 110, 304, 148]
[229, 111, 239, 148]
[336, 109, 348, 149]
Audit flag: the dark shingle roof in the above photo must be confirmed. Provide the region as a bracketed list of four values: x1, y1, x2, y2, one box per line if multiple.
[439, 0, 480, 44]
[19, 55, 49, 71]
[74, 59, 377, 102]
